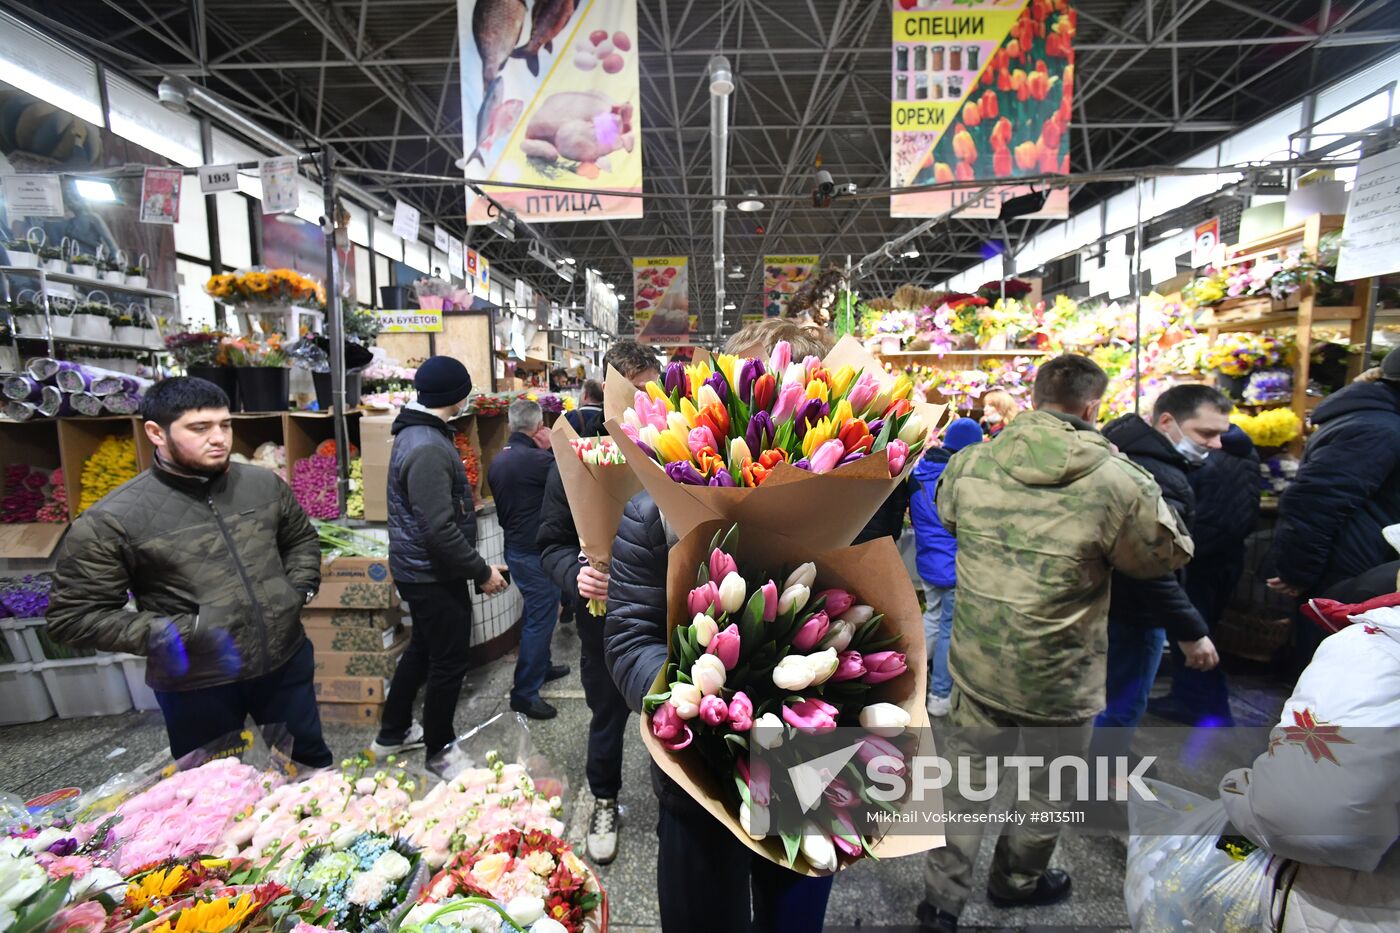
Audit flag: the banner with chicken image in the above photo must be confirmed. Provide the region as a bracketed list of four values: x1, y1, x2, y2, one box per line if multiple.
[633, 257, 695, 346]
[762, 255, 820, 318]
[459, 0, 642, 224]
[890, 0, 1074, 219]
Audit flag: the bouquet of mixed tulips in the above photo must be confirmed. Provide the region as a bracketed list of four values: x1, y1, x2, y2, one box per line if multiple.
[641, 523, 939, 875]
[547, 421, 642, 617]
[605, 336, 945, 545]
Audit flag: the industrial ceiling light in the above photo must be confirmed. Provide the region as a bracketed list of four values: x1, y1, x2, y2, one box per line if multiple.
[1155, 227, 1184, 238]
[998, 189, 1048, 220]
[736, 191, 764, 212]
[74, 179, 117, 202]
[563, 257, 576, 265]
[723, 301, 737, 310]
[708, 56, 734, 96]
[157, 76, 191, 113]
[727, 264, 744, 279]
[902, 248, 920, 259]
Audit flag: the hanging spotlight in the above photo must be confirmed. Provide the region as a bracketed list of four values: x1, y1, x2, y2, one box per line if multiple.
[727, 264, 744, 280]
[736, 191, 764, 212]
[74, 179, 118, 202]
[998, 189, 1048, 220]
[708, 56, 734, 96]
[157, 76, 191, 113]
[902, 248, 920, 259]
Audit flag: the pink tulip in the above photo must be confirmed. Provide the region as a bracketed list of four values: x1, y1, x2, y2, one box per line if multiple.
[710, 548, 739, 583]
[782, 698, 839, 735]
[847, 373, 880, 416]
[728, 691, 754, 731]
[769, 340, 792, 375]
[817, 588, 854, 617]
[760, 580, 779, 622]
[688, 426, 719, 458]
[699, 694, 729, 727]
[688, 581, 720, 617]
[855, 735, 907, 777]
[651, 702, 693, 750]
[771, 381, 805, 425]
[886, 438, 910, 476]
[831, 650, 866, 682]
[831, 809, 864, 858]
[822, 774, 858, 809]
[737, 755, 772, 806]
[707, 623, 742, 670]
[862, 650, 908, 685]
[48, 902, 106, 933]
[791, 610, 830, 652]
[809, 439, 846, 474]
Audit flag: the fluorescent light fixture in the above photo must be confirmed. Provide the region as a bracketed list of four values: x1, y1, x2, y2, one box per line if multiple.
[902, 248, 920, 259]
[724, 301, 737, 310]
[74, 179, 117, 202]
[1156, 227, 1183, 238]
[605, 281, 616, 290]
[736, 191, 764, 212]
[563, 257, 576, 265]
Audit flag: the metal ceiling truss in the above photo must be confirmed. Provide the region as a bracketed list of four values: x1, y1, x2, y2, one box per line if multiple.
[8, 0, 1400, 336]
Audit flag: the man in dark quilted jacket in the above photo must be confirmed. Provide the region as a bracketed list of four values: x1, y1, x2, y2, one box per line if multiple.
[47, 377, 332, 767]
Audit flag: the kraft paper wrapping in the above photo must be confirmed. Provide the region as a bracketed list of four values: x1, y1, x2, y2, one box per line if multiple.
[639, 521, 943, 875]
[602, 336, 948, 547]
[547, 418, 642, 575]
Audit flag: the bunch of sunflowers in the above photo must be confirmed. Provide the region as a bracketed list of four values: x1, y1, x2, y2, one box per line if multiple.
[205, 268, 326, 308]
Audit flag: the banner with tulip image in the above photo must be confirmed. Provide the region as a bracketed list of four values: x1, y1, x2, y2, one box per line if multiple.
[640, 522, 943, 873]
[602, 335, 948, 548]
[890, 0, 1074, 219]
[547, 418, 642, 616]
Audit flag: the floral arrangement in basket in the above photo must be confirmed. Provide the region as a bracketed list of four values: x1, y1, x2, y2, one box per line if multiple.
[206, 269, 327, 309]
[1203, 334, 1296, 378]
[285, 831, 424, 932]
[1231, 408, 1302, 448]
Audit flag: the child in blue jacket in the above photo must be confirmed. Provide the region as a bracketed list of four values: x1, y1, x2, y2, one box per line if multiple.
[909, 417, 983, 716]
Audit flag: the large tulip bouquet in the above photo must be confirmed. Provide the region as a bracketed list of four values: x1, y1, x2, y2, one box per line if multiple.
[641, 523, 933, 875]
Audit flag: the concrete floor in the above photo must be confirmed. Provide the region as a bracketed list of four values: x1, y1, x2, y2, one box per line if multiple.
[0, 618, 1291, 933]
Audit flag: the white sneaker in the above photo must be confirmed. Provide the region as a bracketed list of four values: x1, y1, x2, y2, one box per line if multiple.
[428, 745, 473, 781]
[586, 797, 619, 865]
[369, 721, 425, 758]
[926, 694, 951, 717]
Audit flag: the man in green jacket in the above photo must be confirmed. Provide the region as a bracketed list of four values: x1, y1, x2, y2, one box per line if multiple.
[918, 355, 1194, 932]
[47, 377, 330, 768]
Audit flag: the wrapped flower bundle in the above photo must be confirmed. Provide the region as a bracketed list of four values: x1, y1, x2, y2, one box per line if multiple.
[605, 336, 945, 545]
[641, 523, 936, 875]
[76, 758, 284, 874]
[1231, 408, 1302, 449]
[1, 465, 66, 524]
[548, 421, 641, 617]
[0, 574, 53, 619]
[285, 831, 424, 933]
[78, 435, 137, 515]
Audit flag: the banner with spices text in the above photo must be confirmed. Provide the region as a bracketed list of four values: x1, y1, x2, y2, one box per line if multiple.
[633, 257, 694, 346]
[762, 255, 819, 318]
[890, 0, 1074, 219]
[459, 0, 642, 224]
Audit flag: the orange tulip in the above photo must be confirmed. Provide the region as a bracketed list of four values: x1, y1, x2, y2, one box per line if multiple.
[1035, 60, 1049, 75]
[1015, 141, 1039, 171]
[991, 116, 1013, 147]
[953, 126, 978, 163]
[838, 419, 873, 455]
[997, 69, 1012, 92]
[934, 162, 955, 184]
[955, 161, 976, 181]
[993, 147, 1012, 178]
[980, 90, 999, 120]
[696, 402, 729, 440]
[963, 101, 982, 127]
[1027, 71, 1050, 102]
[1039, 141, 1060, 174]
[1041, 117, 1063, 152]
[1007, 38, 1022, 61]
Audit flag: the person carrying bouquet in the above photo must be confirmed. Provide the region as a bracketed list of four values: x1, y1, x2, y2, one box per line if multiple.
[47, 377, 333, 768]
[919, 355, 1195, 933]
[605, 321, 838, 933]
[909, 417, 983, 718]
[537, 339, 659, 866]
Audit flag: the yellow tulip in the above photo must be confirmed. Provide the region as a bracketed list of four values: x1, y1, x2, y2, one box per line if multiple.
[830, 399, 853, 427]
[679, 397, 700, 428]
[667, 411, 690, 436]
[829, 365, 856, 398]
[685, 362, 712, 395]
[646, 382, 672, 407]
[655, 428, 691, 463]
[891, 374, 913, 402]
[805, 379, 830, 403]
[802, 418, 837, 458]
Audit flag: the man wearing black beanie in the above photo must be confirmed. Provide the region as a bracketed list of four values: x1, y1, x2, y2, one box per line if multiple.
[373, 355, 508, 768]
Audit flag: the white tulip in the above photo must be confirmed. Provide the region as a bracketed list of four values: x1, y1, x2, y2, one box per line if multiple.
[825, 619, 856, 653]
[692, 654, 728, 696]
[753, 712, 786, 749]
[778, 584, 811, 617]
[507, 896, 545, 926]
[697, 383, 723, 409]
[667, 411, 690, 435]
[800, 829, 839, 872]
[739, 801, 770, 839]
[532, 919, 569, 933]
[772, 655, 816, 691]
[859, 702, 912, 737]
[898, 414, 927, 446]
[669, 682, 702, 719]
[805, 648, 839, 686]
[784, 562, 817, 591]
[719, 572, 747, 614]
[692, 613, 719, 648]
[838, 604, 875, 627]
[783, 362, 806, 386]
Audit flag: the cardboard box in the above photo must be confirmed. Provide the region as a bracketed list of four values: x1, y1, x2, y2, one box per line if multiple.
[361, 415, 394, 464]
[362, 459, 389, 523]
[306, 623, 404, 653]
[321, 556, 392, 583]
[314, 675, 389, 703]
[317, 702, 384, 725]
[302, 607, 402, 630]
[313, 634, 407, 678]
[307, 581, 399, 610]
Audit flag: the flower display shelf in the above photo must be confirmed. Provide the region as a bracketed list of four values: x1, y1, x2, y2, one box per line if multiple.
[1198, 306, 1363, 334]
[875, 348, 1050, 360]
[0, 419, 66, 559]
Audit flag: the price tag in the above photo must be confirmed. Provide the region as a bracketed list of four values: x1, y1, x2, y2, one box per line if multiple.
[434, 225, 450, 251]
[198, 164, 239, 193]
[393, 200, 420, 240]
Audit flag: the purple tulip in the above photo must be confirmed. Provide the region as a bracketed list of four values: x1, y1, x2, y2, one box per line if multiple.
[745, 410, 776, 457]
[793, 457, 812, 471]
[817, 589, 854, 617]
[868, 418, 886, 438]
[708, 468, 737, 487]
[822, 774, 859, 810]
[664, 361, 686, 395]
[666, 461, 707, 485]
[794, 398, 829, 438]
[704, 371, 729, 402]
[738, 359, 766, 404]
[831, 650, 866, 682]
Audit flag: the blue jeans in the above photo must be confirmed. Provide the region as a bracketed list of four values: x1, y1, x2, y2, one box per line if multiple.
[505, 548, 561, 705]
[1096, 623, 1166, 728]
[922, 581, 955, 699]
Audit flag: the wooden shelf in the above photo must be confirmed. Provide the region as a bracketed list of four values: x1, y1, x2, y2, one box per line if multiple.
[1226, 214, 1345, 260]
[1200, 306, 1363, 333]
[875, 349, 1049, 359]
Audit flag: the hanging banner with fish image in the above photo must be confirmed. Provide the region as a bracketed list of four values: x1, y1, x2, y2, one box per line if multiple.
[889, 0, 1073, 220]
[633, 257, 695, 346]
[761, 255, 819, 318]
[459, 0, 642, 224]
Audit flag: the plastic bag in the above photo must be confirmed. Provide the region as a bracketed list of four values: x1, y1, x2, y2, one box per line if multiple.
[1126, 778, 1276, 932]
[286, 337, 331, 373]
[428, 711, 569, 815]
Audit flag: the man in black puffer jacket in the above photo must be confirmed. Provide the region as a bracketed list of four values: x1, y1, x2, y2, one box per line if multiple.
[1096, 385, 1227, 736]
[1271, 348, 1400, 598]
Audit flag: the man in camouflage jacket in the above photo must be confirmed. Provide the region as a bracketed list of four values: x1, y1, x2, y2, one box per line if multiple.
[918, 355, 1194, 933]
[47, 378, 330, 768]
